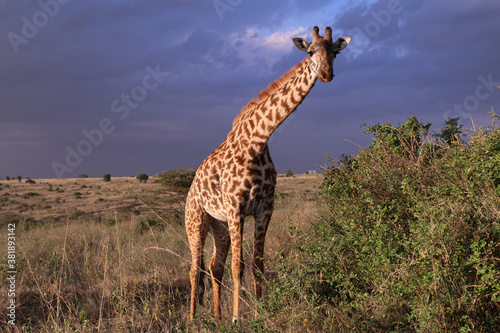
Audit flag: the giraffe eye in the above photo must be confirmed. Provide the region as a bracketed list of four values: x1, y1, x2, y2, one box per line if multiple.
[307, 51, 314, 56]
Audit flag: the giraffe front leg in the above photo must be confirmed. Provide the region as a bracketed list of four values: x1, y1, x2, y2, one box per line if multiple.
[229, 214, 245, 324]
[253, 210, 272, 316]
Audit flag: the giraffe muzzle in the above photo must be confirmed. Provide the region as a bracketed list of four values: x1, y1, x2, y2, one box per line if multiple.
[319, 65, 334, 82]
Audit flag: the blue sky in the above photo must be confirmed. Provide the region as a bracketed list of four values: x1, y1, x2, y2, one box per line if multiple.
[1, 0, 499, 178]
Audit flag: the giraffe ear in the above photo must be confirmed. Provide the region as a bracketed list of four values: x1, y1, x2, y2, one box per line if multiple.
[333, 37, 351, 52]
[292, 38, 310, 52]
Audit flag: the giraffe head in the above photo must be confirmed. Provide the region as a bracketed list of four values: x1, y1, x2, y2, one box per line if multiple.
[292, 26, 351, 82]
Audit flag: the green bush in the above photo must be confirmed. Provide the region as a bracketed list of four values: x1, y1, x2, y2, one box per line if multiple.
[363, 115, 431, 157]
[263, 113, 500, 332]
[136, 173, 149, 183]
[103, 174, 111, 182]
[25, 178, 36, 184]
[22, 192, 39, 199]
[156, 166, 196, 193]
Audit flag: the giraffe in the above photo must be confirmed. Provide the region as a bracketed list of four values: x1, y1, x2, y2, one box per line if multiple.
[185, 26, 351, 323]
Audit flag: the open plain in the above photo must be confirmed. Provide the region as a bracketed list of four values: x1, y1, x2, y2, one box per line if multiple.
[0, 173, 323, 332]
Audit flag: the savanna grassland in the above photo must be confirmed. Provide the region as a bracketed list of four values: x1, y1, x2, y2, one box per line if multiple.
[2, 112, 500, 332]
[0, 173, 323, 332]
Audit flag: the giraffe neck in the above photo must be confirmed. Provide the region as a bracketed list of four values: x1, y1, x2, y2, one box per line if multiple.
[229, 58, 318, 153]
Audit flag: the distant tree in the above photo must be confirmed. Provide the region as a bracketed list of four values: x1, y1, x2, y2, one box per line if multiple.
[434, 117, 464, 146]
[17, 175, 22, 183]
[286, 170, 294, 177]
[5, 176, 10, 181]
[136, 173, 149, 183]
[78, 174, 89, 178]
[103, 174, 111, 182]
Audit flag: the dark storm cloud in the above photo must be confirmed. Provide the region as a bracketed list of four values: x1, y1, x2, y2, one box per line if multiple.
[1, 0, 499, 178]
[329, 0, 500, 123]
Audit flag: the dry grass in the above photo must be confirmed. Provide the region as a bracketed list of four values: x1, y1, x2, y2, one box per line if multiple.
[0, 177, 178, 223]
[0, 173, 323, 332]
[266, 174, 323, 254]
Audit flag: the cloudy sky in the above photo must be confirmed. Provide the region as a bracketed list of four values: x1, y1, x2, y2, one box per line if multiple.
[1, 0, 499, 179]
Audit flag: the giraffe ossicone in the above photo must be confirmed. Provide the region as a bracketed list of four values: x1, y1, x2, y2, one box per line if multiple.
[184, 26, 351, 323]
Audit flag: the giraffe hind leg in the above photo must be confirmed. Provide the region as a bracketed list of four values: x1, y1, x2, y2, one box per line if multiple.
[209, 218, 231, 320]
[188, 242, 204, 321]
[253, 209, 273, 316]
[186, 199, 210, 321]
[198, 255, 206, 305]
